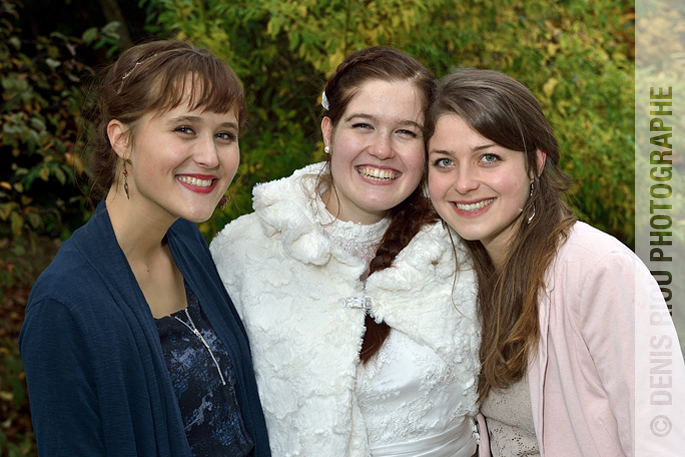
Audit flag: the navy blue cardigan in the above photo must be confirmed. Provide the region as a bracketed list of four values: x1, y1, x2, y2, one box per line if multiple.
[19, 201, 270, 457]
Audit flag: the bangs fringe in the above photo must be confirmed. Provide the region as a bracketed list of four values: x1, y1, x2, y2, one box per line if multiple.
[146, 50, 245, 124]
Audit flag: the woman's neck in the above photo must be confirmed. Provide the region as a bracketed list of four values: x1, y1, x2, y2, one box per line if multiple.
[105, 187, 174, 267]
[488, 249, 507, 271]
[105, 187, 186, 318]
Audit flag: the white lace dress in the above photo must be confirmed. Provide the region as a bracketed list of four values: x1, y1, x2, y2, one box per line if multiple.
[319, 199, 478, 457]
[356, 330, 478, 457]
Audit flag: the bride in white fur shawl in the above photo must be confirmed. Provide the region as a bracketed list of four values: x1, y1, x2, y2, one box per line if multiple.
[211, 46, 485, 457]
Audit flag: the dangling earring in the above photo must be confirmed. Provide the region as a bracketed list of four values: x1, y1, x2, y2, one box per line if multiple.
[122, 160, 130, 200]
[527, 205, 536, 224]
[218, 194, 230, 210]
[324, 145, 330, 154]
[527, 178, 537, 224]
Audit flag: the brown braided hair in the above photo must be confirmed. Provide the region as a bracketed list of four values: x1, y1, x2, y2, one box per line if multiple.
[361, 183, 440, 363]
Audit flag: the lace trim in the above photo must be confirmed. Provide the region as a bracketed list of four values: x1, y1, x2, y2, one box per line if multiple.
[481, 374, 539, 456]
[356, 330, 474, 447]
[311, 190, 389, 262]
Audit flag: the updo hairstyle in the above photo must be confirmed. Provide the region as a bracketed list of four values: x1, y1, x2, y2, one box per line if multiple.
[321, 47, 439, 363]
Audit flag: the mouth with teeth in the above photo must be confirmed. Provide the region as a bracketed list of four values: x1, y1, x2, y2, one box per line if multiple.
[453, 198, 495, 212]
[177, 175, 217, 194]
[356, 166, 399, 182]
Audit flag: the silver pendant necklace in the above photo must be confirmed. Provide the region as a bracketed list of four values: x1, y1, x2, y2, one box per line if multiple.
[174, 309, 227, 386]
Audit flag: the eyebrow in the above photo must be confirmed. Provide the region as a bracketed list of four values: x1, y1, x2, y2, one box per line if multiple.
[428, 143, 497, 156]
[168, 115, 204, 124]
[344, 113, 423, 130]
[428, 148, 453, 157]
[167, 115, 238, 129]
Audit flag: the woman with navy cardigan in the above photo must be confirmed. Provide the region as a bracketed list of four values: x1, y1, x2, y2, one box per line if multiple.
[19, 40, 270, 457]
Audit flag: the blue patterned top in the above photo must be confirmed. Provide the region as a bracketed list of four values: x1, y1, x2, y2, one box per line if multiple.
[156, 283, 254, 457]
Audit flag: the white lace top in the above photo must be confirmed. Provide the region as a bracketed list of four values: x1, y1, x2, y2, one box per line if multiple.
[312, 193, 390, 262]
[316, 197, 478, 457]
[480, 374, 539, 457]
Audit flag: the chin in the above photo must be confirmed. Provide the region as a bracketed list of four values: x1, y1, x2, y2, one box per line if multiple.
[365, 196, 404, 212]
[443, 224, 481, 242]
[179, 206, 217, 223]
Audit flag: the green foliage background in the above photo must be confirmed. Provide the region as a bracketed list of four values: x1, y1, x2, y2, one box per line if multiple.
[144, 0, 636, 245]
[634, 0, 685, 371]
[1, 0, 637, 454]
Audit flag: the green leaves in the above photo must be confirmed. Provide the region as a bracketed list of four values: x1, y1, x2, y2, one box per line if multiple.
[82, 21, 126, 56]
[145, 0, 635, 246]
[0, 1, 639, 450]
[0, 0, 97, 293]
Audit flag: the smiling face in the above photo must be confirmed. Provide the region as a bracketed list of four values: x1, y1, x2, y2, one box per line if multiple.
[321, 79, 426, 224]
[428, 114, 541, 265]
[110, 99, 240, 226]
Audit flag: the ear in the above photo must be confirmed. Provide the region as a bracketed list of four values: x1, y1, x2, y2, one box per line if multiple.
[534, 148, 547, 177]
[107, 120, 131, 160]
[321, 116, 333, 149]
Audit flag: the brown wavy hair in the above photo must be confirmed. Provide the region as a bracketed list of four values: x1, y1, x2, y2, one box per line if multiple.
[318, 47, 438, 363]
[88, 40, 246, 197]
[425, 68, 577, 400]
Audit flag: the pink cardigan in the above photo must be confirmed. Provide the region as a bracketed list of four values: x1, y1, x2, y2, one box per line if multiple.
[525, 222, 685, 457]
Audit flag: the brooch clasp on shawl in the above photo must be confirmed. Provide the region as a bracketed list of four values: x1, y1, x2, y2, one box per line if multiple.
[340, 296, 372, 310]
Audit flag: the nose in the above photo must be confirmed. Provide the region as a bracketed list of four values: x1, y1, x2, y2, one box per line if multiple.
[195, 135, 220, 169]
[454, 164, 479, 194]
[369, 133, 394, 159]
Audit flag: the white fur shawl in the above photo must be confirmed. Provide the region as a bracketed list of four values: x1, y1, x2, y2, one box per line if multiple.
[210, 163, 480, 456]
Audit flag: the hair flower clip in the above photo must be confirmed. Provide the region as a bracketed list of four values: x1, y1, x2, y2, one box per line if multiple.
[321, 91, 330, 111]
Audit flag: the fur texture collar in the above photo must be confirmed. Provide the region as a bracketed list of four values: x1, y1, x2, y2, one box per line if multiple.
[211, 163, 480, 456]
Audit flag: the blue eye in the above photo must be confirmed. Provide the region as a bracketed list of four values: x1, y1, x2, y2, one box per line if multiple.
[216, 132, 237, 142]
[397, 129, 418, 138]
[175, 126, 194, 135]
[432, 158, 453, 169]
[481, 154, 501, 164]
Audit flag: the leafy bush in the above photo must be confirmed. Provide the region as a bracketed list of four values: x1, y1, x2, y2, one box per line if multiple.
[0, 0, 640, 452]
[0, 1, 111, 454]
[146, 0, 636, 246]
[634, 0, 685, 356]
[0, 0, 99, 298]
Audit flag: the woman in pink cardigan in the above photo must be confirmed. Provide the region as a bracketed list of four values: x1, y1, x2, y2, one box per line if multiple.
[425, 68, 685, 456]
